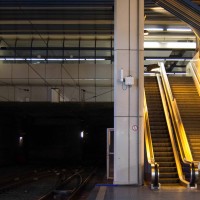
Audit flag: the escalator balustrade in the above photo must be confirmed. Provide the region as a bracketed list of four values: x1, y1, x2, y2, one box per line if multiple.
[145, 76, 179, 185]
[168, 76, 200, 161]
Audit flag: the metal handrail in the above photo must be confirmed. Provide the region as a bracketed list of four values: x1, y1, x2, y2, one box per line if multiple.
[144, 91, 160, 189]
[156, 74, 189, 187]
[159, 62, 198, 188]
[188, 63, 200, 96]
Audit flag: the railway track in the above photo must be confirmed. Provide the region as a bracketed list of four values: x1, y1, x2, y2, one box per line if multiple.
[38, 168, 96, 200]
[0, 166, 96, 200]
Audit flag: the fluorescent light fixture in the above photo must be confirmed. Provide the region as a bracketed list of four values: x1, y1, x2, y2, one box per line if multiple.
[144, 42, 161, 48]
[86, 58, 105, 61]
[144, 42, 196, 49]
[65, 58, 85, 61]
[80, 131, 84, 138]
[19, 136, 23, 146]
[26, 58, 45, 61]
[144, 30, 149, 36]
[15, 58, 25, 61]
[145, 58, 165, 61]
[5, 58, 25, 61]
[47, 58, 64, 61]
[166, 58, 185, 61]
[166, 72, 187, 75]
[2, 57, 106, 62]
[151, 7, 165, 10]
[145, 28, 164, 31]
[167, 28, 192, 32]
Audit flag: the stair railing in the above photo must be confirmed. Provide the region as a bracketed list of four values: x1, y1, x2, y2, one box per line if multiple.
[144, 91, 160, 189]
[188, 63, 200, 96]
[156, 74, 190, 187]
[159, 62, 199, 188]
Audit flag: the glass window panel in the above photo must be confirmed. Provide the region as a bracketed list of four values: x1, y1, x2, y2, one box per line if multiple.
[64, 50, 79, 58]
[32, 40, 48, 47]
[65, 40, 79, 47]
[96, 60, 111, 64]
[48, 50, 63, 57]
[48, 40, 63, 47]
[16, 50, 31, 57]
[80, 50, 94, 57]
[96, 50, 111, 57]
[0, 50, 15, 56]
[80, 40, 95, 48]
[32, 50, 47, 57]
[16, 40, 31, 47]
[1, 39, 15, 48]
[96, 40, 111, 48]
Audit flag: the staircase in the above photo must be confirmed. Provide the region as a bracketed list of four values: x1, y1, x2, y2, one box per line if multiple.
[145, 76, 179, 185]
[168, 76, 200, 161]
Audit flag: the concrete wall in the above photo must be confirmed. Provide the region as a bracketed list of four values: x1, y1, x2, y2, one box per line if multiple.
[0, 63, 114, 102]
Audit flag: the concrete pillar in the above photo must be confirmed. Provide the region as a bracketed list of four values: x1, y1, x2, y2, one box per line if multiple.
[114, 0, 144, 185]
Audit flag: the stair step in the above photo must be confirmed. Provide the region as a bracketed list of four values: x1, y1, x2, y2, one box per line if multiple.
[155, 157, 175, 162]
[159, 167, 177, 172]
[151, 135, 169, 139]
[154, 152, 173, 157]
[153, 147, 172, 152]
[153, 138, 170, 142]
[153, 143, 171, 147]
[159, 172, 178, 178]
[158, 162, 176, 167]
[159, 178, 179, 184]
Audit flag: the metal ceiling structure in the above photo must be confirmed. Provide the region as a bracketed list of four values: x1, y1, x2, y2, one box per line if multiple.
[0, 0, 199, 71]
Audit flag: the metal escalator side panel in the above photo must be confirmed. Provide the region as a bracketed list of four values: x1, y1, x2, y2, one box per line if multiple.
[153, 0, 200, 30]
[144, 89, 160, 189]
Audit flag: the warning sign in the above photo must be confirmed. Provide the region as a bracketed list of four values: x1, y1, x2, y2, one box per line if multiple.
[132, 125, 138, 132]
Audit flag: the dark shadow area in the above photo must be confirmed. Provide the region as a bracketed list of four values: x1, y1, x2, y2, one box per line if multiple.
[0, 102, 114, 168]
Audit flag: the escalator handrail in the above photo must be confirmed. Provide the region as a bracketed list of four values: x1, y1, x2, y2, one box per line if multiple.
[159, 62, 198, 188]
[159, 62, 193, 162]
[144, 91, 160, 189]
[188, 63, 200, 96]
[156, 74, 189, 187]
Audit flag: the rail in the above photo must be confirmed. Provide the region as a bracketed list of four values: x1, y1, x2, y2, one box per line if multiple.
[188, 63, 200, 96]
[144, 91, 160, 189]
[159, 62, 199, 188]
[38, 168, 95, 200]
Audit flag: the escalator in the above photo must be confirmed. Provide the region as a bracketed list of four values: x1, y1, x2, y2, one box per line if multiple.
[168, 76, 200, 161]
[153, 0, 200, 31]
[144, 76, 179, 185]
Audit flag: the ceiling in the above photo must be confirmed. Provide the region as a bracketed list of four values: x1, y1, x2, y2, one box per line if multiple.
[0, 0, 199, 71]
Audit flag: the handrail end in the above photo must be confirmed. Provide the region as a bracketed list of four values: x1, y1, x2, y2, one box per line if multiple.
[188, 183, 197, 189]
[151, 183, 160, 190]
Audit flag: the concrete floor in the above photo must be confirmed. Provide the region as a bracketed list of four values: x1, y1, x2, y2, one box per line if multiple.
[88, 185, 200, 200]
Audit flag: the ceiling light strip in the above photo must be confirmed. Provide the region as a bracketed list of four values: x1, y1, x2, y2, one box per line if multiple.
[0, 58, 106, 61]
[167, 28, 192, 32]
